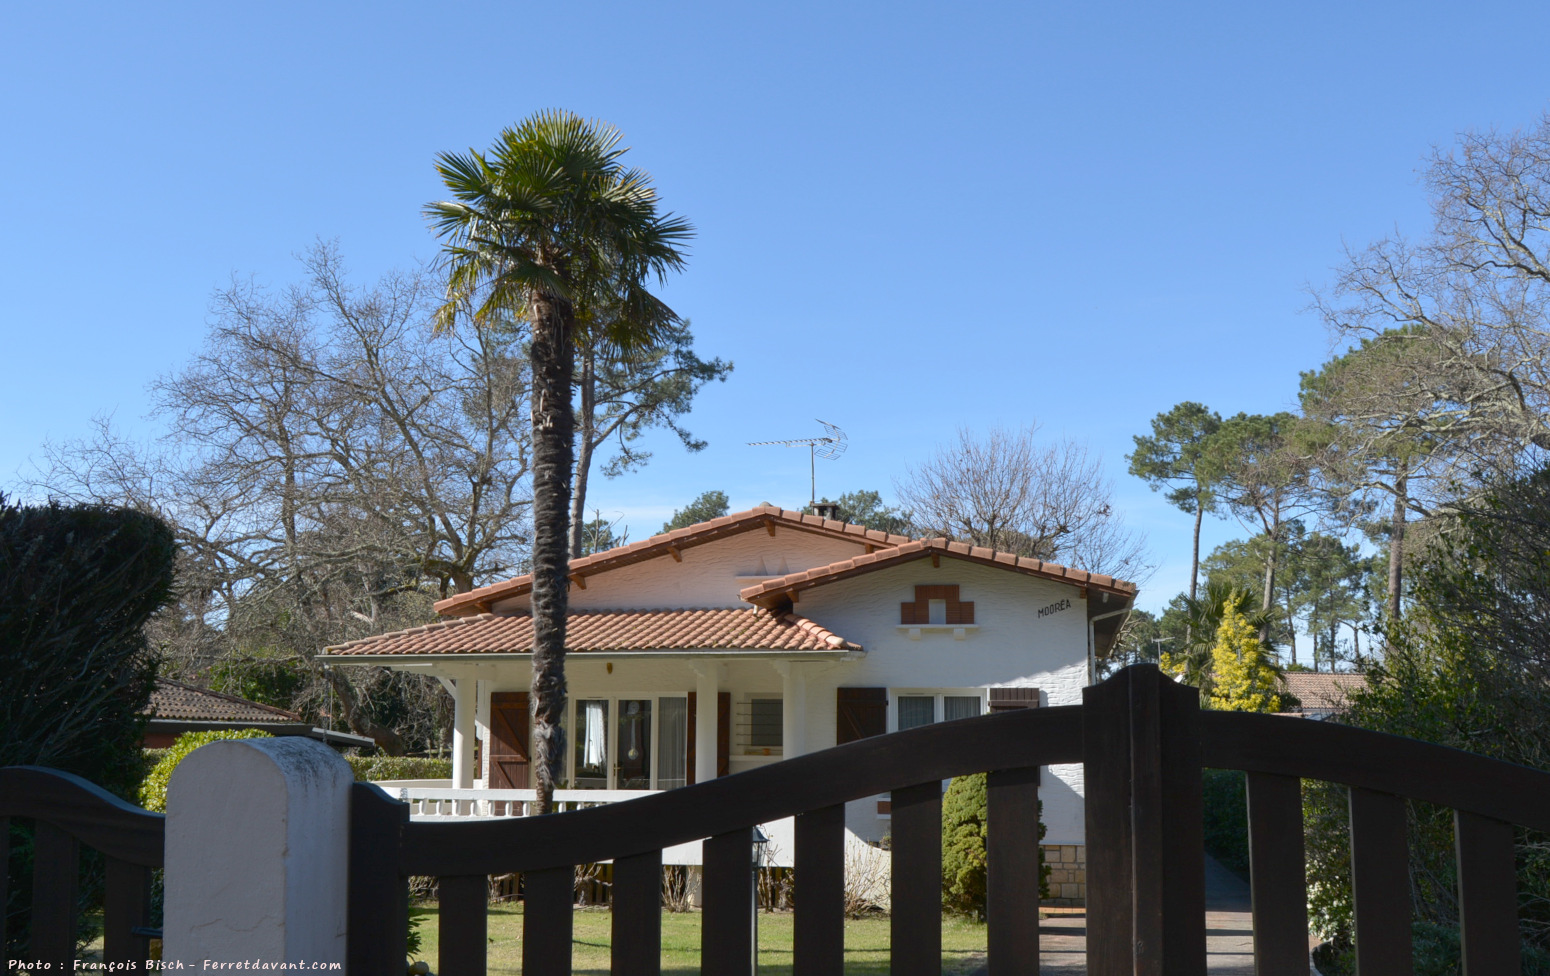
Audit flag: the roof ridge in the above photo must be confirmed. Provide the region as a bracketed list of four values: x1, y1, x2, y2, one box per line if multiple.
[152, 677, 303, 721]
[738, 537, 1137, 605]
[434, 507, 920, 617]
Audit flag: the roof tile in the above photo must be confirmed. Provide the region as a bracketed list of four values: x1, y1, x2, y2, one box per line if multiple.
[324, 609, 862, 657]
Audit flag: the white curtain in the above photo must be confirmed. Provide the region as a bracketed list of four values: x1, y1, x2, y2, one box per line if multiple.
[582, 701, 607, 768]
[657, 697, 687, 790]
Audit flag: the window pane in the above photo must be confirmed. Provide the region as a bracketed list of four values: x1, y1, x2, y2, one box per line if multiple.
[616, 699, 651, 789]
[574, 699, 609, 789]
[944, 696, 982, 722]
[898, 695, 935, 730]
[749, 698, 783, 748]
[658, 697, 687, 790]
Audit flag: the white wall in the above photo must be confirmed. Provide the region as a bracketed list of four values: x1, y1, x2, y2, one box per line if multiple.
[491, 528, 869, 613]
[792, 559, 1092, 846]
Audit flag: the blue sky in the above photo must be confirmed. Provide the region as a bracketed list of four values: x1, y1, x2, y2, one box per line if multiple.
[5, 1, 1550, 613]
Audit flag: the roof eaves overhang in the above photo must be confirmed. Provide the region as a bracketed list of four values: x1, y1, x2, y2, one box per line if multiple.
[317, 648, 866, 667]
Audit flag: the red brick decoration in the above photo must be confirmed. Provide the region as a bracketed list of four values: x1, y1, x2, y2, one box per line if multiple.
[899, 584, 974, 625]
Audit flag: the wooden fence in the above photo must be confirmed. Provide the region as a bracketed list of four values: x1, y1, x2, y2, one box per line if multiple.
[0, 766, 164, 967]
[346, 664, 1550, 976]
[4, 663, 1547, 974]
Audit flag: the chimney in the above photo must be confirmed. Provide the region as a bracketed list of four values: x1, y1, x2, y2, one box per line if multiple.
[813, 502, 842, 521]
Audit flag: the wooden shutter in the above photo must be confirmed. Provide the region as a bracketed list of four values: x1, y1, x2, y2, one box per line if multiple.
[836, 687, 887, 744]
[989, 687, 1040, 712]
[489, 691, 531, 789]
[685, 691, 733, 783]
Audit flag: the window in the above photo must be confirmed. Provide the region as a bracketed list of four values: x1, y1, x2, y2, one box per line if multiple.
[748, 698, 783, 747]
[898, 695, 936, 730]
[894, 691, 986, 731]
[566, 696, 688, 790]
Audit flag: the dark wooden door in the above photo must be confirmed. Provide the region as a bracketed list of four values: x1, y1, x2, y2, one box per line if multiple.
[489, 692, 531, 789]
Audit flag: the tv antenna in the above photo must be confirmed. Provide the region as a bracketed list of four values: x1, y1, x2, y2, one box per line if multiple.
[749, 419, 848, 507]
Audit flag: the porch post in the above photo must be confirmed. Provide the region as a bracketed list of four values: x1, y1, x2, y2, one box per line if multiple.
[451, 675, 476, 789]
[694, 663, 720, 783]
[475, 678, 492, 786]
[777, 662, 807, 758]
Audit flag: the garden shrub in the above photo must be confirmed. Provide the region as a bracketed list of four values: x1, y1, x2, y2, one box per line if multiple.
[0, 496, 174, 959]
[1200, 768, 1249, 878]
[940, 773, 1048, 917]
[347, 755, 453, 781]
[139, 729, 273, 812]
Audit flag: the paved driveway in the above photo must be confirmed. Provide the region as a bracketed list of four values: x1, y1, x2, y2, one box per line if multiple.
[1034, 856, 1285, 974]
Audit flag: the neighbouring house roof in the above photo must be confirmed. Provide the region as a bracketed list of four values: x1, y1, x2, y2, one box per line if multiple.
[146, 679, 304, 724]
[433, 505, 914, 618]
[738, 538, 1139, 608]
[143, 679, 379, 750]
[1283, 672, 1367, 714]
[318, 608, 863, 659]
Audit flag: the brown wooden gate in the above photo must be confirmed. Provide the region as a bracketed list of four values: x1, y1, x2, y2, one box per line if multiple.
[347, 663, 1548, 975]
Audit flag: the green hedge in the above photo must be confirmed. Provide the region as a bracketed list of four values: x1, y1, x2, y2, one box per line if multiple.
[347, 756, 452, 781]
[139, 730, 273, 812]
[1201, 768, 1249, 878]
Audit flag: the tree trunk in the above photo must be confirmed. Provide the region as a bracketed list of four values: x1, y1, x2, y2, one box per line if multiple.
[1189, 498, 1204, 603]
[569, 347, 596, 559]
[324, 666, 405, 755]
[1386, 464, 1408, 649]
[1259, 518, 1278, 646]
[528, 290, 577, 814]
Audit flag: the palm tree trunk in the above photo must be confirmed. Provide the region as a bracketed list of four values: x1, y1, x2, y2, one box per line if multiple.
[569, 347, 596, 558]
[529, 292, 576, 814]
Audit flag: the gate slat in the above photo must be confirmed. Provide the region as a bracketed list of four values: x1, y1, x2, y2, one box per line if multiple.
[523, 866, 575, 976]
[348, 783, 410, 974]
[1246, 772, 1307, 976]
[611, 850, 662, 976]
[1349, 788, 1412, 976]
[987, 766, 1040, 975]
[794, 804, 845, 976]
[31, 820, 79, 968]
[438, 874, 488, 976]
[1129, 671, 1166, 976]
[703, 827, 755, 976]
[891, 780, 942, 976]
[1455, 810, 1520, 976]
[1083, 671, 1132, 976]
[1156, 674, 1206, 973]
[1, 816, 9, 953]
[103, 857, 152, 964]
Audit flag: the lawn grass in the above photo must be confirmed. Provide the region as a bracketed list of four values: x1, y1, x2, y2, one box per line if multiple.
[410, 903, 989, 975]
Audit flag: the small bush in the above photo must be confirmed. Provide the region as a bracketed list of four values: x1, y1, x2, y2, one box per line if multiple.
[139, 730, 273, 812]
[940, 773, 1048, 918]
[347, 755, 453, 781]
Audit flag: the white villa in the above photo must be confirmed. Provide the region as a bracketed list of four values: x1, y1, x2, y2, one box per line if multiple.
[319, 505, 1136, 902]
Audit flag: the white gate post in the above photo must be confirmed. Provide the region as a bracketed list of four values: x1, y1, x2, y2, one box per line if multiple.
[163, 737, 354, 967]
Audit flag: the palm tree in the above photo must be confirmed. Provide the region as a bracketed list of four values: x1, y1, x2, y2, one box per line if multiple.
[1171, 580, 1282, 695]
[426, 111, 693, 811]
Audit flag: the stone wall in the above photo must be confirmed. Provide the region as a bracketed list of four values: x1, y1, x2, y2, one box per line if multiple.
[1042, 843, 1087, 905]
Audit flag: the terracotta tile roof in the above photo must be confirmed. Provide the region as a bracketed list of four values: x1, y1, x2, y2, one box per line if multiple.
[1283, 672, 1367, 712]
[145, 679, 303, 724]
[738, 538, 1139, 607]
[322, 608, 862, 657]
[434, 505, 913, 618]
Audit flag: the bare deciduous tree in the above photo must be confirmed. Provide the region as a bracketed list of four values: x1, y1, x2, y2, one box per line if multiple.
[26, 242, 533, 753]
[895, 425, 1151, 583]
